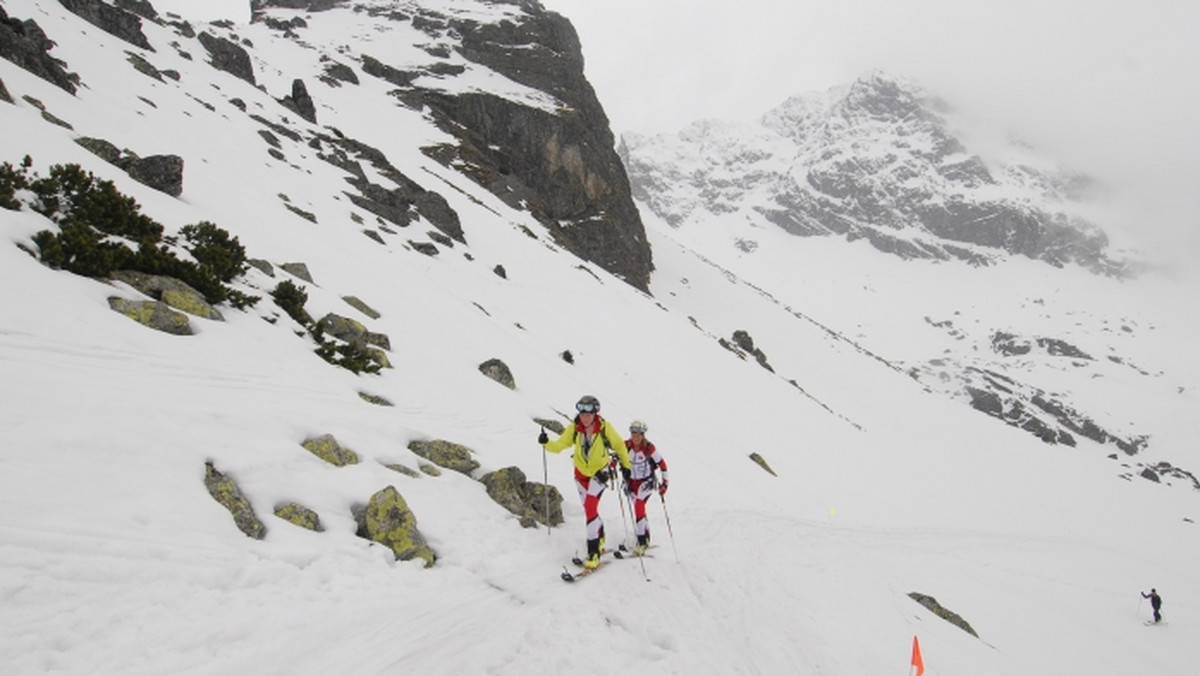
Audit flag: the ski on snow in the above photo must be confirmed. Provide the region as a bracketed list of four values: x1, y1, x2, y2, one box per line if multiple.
[561, 548, 623, 582]
[560, 544, 657, 582]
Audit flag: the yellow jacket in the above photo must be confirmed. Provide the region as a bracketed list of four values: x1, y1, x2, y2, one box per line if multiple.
[545, 416, 631, 478]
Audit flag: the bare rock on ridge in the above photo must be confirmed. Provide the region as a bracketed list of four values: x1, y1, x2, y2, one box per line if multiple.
[0, 7, 80, 93]
[198, 31, 256, 85]
[58, 0, 153, 51]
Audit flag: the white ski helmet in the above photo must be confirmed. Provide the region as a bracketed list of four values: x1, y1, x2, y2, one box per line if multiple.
[629, 420, 648, 434]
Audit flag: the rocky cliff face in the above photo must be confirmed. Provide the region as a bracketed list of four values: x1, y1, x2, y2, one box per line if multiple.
[249, 0, 652, 290]
[622, 71, 1120, 275]
[421, 8, 652, 290]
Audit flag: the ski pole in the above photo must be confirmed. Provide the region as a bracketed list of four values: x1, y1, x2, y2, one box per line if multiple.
[660, 491, 678, 562]
[541, 427, 550, 536]
[610, 457, 633, 551]
[621, 478, 650, 581]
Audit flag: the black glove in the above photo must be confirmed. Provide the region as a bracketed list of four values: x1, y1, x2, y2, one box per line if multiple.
[595, 469, 610, 484]
[620, 466, 631, 482]
[537, 429, 549, 444]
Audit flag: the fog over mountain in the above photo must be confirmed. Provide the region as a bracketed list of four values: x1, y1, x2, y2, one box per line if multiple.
[2, 1, 1198, 674]
[545, 0, 1200, 269]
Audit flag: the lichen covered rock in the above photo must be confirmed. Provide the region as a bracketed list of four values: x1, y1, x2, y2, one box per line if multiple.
[342, 295, 380, 319]
[908, 592, 979, 637]
[301, 433, 360, 467]
[110, 270, 222, 320]
[479, 465, 564, 528]
[279, 261, 314, 283]
[749, 452, 777, 476]
[355, 485, 435, 567]
[274, 502, 323, 532]
[204, 462, 266, 539]
[407, 439, 480, 476]
[382, 462, 420, 478]
[478, 357, 515, 389]
[107, 297, 192, 335]
[358, 391, 393, 406]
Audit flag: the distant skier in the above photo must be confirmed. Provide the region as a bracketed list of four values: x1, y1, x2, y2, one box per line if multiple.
[1142, 588, 1163, 624]
[621, 419, 669, 556]
[539, 395, 631, 570]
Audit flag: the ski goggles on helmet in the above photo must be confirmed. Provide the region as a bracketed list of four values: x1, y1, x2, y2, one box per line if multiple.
[576, 400, 599, 413]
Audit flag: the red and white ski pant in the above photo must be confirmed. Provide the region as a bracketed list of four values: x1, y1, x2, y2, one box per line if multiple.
[574, 468, 606, 542]
[629, 478, 654, 538]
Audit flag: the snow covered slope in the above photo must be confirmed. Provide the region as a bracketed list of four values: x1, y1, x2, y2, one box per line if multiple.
[1, 1, 1197, 674]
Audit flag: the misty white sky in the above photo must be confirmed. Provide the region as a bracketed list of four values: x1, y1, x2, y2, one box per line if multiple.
[542, 0, 1200, 259]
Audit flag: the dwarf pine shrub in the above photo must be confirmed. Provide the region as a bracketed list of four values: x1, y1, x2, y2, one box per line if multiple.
[7, 159, 257, 308]
[270, 279, 312, 326]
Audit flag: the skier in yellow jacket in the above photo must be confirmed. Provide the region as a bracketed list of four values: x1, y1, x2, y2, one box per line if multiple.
[539, 395, 631, 569]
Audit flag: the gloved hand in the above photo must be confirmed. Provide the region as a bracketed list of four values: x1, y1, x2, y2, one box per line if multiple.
[537, 429, 548, 444]
[620, 466, 631, 482]
[658, 480, 669, 496]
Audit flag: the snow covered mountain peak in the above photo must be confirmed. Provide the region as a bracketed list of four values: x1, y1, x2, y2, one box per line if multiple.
[623, 69, 1122, 274]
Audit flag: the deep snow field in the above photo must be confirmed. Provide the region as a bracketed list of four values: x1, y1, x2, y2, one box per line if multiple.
[2, 1, 1198, 674]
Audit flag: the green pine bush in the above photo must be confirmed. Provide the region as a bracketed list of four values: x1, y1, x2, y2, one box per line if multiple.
[7, 159, 258, 309]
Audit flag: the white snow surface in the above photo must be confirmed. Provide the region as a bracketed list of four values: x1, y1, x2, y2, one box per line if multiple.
[1, 1, 1198, 674]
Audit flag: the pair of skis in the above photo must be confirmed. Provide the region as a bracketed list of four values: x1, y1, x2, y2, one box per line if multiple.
[560, 545, 654, 582]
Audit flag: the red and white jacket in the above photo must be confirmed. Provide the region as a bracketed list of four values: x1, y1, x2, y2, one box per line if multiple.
[625, 437, 668, 485]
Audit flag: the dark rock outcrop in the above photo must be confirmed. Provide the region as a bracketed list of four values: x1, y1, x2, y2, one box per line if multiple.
[126, 52, 164, 81]
[0, 76, 11, 103]
[114, 0, 157, 21]
[279, 78, 316, 123]
[124, 153, 183, 196]
[0, 8, 80, 94]
[415, 9, 652, 291]
[74, 137, 183, 196]
[58, 0, 153, 51]
[320, 61, 358, 86]
[315, 131, 464, 243]
[251, 0, 347, 16]
[730, 330, 774, 372]
[198, 31, 256, 85]
[361, 54, 418, 87]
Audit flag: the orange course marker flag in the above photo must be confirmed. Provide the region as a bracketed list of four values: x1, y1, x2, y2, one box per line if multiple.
[911, 635, 925, 676]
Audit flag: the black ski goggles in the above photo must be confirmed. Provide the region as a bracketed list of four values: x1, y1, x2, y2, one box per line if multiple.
[576, 401, 598, 413]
